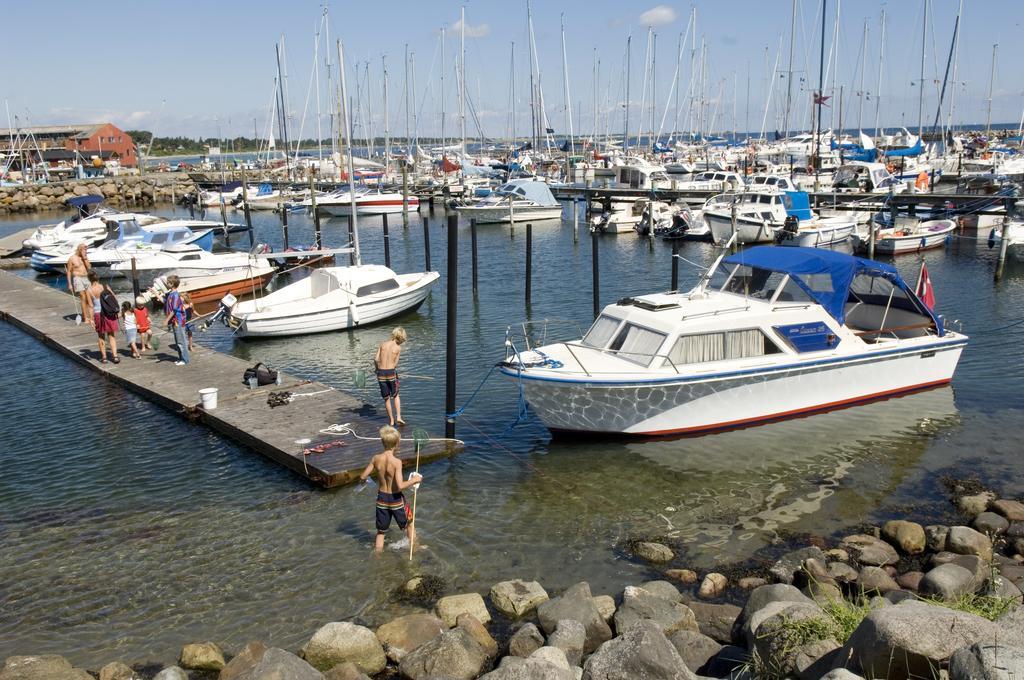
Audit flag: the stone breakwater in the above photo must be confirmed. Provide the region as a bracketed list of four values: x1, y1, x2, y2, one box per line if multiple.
[5, 486, 1024, 680]
[0, 175, 195, 214]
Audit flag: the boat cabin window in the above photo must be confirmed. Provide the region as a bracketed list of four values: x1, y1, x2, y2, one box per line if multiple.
[720, 265, 789, 301]
[150, 233, 169, 244]
[607, 323, 667, 365]
[179, 254, 201, 261]
[356, 278, 400, 297]
[582, 314, 621, 348]
[666, 328, 782, 366]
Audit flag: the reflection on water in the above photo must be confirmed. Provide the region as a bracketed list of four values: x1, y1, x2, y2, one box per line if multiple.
[1, 205, 1022, 667]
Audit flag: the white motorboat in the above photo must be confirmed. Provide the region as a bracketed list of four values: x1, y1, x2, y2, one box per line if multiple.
[997, 221, 1024, 261]
[590, 198, 654, 234]
[110, 242, 274, 279]
[22, 194, 163, 250]
[198, 182, 245, 207]
[673, 170, 745, 198]
[855, 218, 957, 255]
[226, 264, 439, 337]
[705, 189, 855, 246]
[455, 180, 563, 224]
[500, 246, 966, 436]
[313, 187, 420, 216]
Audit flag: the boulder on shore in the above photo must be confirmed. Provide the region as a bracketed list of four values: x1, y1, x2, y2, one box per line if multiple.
[508, 623, 545, 658]
[947, 526, 994, 561]
[685, 600, 741, 644]
[0, 655, 92, 680]
[235, 648, 322, 680]
[375, 613, 446, 663]
[398, 627, 490, 680]
[179, 641, 225, 671]
[918, 563, 981, 601]
[546, 619, 586, 667]
[882, 520, 927, 554]
[698, 573, 728, 598]
[490, 580, 549, 618]
[219, 641, 269, 680]
[301, 622, 386, 674]
[633, 541, 674, 563]
[582, 620, 696, 680]
[731, 583, 815, 647]
[536, 582, 612, 654]
[436, 593, 492, 627]
[839, 534, 899, 566]
[613, 585, 698, 636]
[668, 629, 722, 674]
[949, 641, 1024, 680]
[98, 661, 137, 680]
[769, 546, 826, 584]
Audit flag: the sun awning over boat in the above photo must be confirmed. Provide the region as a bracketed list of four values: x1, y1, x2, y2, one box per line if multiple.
[67, 194, 104, 207]
[722, 246, 942, 332]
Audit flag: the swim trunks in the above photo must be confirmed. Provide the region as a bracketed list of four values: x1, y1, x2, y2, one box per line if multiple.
[376, 490, 410, 532]
[73, 276, 89, 293]
[376, 368, 400, 400]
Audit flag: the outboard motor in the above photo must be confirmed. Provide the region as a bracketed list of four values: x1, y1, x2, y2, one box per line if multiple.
[209, 292, 238, 329]
[783, 214, 799, 235]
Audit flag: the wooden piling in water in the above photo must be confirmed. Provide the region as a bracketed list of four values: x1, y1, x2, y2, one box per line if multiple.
[241, 169, 254, 247]
[422, 216, 432, 271]
[279, 203, 290, 251]
[671, 240, 679, 291]
[130, 257, 141, 300]
[591, 230, 600, 318]
[445, 214, 458, 439]
[347, 216, 356, 266]
[382, 214, 392, 269]
[309, 174, 322, 249]
[470, 218, 478, 296]
[525, 223, 533, 306]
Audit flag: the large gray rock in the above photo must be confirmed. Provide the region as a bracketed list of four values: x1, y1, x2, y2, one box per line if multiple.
[993, 574, 1024, 603]
[436, 592, 492, 627]
[819, 671, 865, 680]
[179, 641, 225, 671]
[769, 546, 826, 584]
[948, 526, 994, 560]
[958, 492, 996, 517]
[882, 520, 927, 554]
[530, 647, 571, 670]
[220, 641, 269, 680]
[546, 619, 586, 667]
[731, 583, 815, 646]
[753, 604, 840, 680]
[491, 580, 550, 618]
[98, 662, 137, 680]
[481, 656, 575, 680]
[613, 585, 698, 636]
[840, 534, 899, 566]
[592, 595, 615, 623]
[457, 612, 498, 658]
[827, 562, 859, 584]
[0, 655, 91, 680]
[323, 662, 371, 680]
[583, 620, 696, 680]
[399, 627, 489, 680]
[685, 601, 741, 644]
[697, 573, 728, 598]
[509, 623, 545, 658]
[376, 613, 446, 663]
[301, 622, 386, 674]
[919, 563, 980, 600]
[639, 580, 683, 603]
[844, 600, 1009, 679]
[668, 629, 722, 674]
[858, 566, 900, 594]
[537, 583, 612, 654]
[236, 648, 323, 680]
[975, 512, 1011, 536]
[950, 642, 1024, 680]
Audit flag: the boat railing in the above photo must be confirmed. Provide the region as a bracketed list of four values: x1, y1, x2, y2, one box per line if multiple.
[506, 318, 587, 354]
[557, 341, 683, 377]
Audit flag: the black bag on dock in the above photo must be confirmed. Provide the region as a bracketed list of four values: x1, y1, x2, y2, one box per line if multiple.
[242, 362, 278, 386]
[100, 288, 120, 320]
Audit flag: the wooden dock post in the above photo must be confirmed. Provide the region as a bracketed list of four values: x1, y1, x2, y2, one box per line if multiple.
[382, 213, 392, 269]
[996, 198, 1012, 282]
[347, 215, 356, 266]
[309, 174, 322, 249]
[470, 218, 478, 296]
[525, 223, 532, 305]
[591, 230, 600, 318]
[422, 216, 432, 271]
[572, 198, 579, 244]
[240, 168, 255, 247]
[445, 213, 458, 439]
[279, 202, 290, 251]
[671, 240, 679, 291]
[402, 165, 410, 229]
[130, 257, 141, 300]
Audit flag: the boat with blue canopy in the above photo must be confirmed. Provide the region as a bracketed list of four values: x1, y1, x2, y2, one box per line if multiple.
[500, 245, 966, 436]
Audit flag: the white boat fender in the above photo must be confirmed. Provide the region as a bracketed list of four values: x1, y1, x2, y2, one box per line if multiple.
[349, 299, 360, 326]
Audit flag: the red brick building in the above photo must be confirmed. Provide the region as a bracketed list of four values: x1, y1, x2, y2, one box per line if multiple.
[0, 123, 137, 167]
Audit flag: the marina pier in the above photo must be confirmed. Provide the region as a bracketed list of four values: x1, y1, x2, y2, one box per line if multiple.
[0, 269, 461, 487]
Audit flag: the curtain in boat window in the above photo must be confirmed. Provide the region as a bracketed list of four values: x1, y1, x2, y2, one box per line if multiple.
[582, 315, 620, 348]
[725, 329, 765, 358]
[614, 325, 667, 364]
[668, 332, 725, 365]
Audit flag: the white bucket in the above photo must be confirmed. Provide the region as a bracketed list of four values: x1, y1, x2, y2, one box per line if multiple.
[198, 387, 219, 410]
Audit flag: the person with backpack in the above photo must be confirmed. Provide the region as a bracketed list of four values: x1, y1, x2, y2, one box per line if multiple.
[163, 275, 189, 365]
[87, 270, 121, 364]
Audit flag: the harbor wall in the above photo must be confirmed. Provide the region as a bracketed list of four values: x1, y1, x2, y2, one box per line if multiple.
[0, 174, 195, 214]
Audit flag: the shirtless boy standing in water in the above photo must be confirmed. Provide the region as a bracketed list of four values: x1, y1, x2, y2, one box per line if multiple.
[358, 425, 422, 553]
[65, 243, 91, 325]
[374, 327, 406, 426]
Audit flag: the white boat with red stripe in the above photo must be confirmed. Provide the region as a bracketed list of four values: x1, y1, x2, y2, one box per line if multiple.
[500, 244, 966, 436]
[311, 186, 419, 216]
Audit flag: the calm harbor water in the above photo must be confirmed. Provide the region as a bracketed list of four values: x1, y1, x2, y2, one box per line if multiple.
[2, 203, 1024, 667]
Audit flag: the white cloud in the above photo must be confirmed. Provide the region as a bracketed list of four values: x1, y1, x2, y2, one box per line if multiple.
[450, 17, 490, 38]
[639, 5, 677, 27]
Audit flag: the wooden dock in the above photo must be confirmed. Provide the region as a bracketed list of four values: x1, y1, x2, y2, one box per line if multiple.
[0, 270, 462, 487]
[0, 226, 36, 257]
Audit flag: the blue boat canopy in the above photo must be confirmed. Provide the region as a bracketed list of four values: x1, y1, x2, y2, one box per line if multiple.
[781, 191, 813, 221]
[66, 194, 104, 208]
[881, 138, 922, 158]
[722, 246, 943, 334]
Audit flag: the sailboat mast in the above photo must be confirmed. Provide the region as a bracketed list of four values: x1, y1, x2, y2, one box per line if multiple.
[383, 55, 390, 178]
[411, 51, 418, 171]
[440, 26, 446, 180]
[857, 19, 867, 131]
[460, 5, 467, 171]
[560, 13, 574, 155]
[947, 0, 963, 132]
[783, 0, 797, 138]
[917, 0, 927, 138]
[651, 31, 657, 150]
[315, 12, 324, 163]
[337, 40, 361, 266]
[932, 8, 960, 135]
[511, 42, 517, 147]
[624, 34, 631, 152]
[404, 44, 410, 164]
[527, 1, 537, 151]
[814, 0, 827, 192]
[986, 43, 998, 137]
[874, 9, 885, 136]
[592, 48, 599, 150]
[276, 41, 292, 181]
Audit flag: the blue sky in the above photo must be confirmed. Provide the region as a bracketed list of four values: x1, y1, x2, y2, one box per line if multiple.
[3, 1, 1023, 139]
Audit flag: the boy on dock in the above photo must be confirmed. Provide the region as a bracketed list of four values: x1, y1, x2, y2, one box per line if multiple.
[134, 296, 152, 350]
[163, 275, 189, 366]
[358, 425, 422, 554]
[374, 327, 406, 427]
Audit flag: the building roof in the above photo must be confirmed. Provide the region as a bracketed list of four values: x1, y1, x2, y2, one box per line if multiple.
[0, 123, 110, 139]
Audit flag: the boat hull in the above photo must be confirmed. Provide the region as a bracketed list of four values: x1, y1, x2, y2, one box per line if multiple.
[320, 196, 420, 216]
[777, 221, 856, 248]
[705, 212, 777, 244]
[456, 205, 563, 224]
[177, 270, 277, 304]
[501, 339, 965, 436]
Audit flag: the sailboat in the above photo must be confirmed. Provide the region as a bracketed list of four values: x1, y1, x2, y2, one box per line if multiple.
[225, 39, 438, 338]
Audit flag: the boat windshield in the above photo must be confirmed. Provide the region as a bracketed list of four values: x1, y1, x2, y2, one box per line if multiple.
[718, 264, 814, 303]
[581, 314, 621, 348]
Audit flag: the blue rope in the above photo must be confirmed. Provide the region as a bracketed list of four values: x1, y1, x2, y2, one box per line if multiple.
[445, 364, 498, 419]
[503, 365, 531, 434]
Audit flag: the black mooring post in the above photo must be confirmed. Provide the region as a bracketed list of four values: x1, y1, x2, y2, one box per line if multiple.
[445, 213, 458, 439]
[309, 175, 322, 249]
[280, 203, 290, 250]
[347, 216, 356, 266]
[525, 223, 533, 305]
[241, 169, 255, 247]
[591, 230, 600, 318]
[470, 218, 478, 296]
[130, 257, 141, 300]
[422, 215, 432, 271]
[382, 213, 391, 269]
[671, 239, 679, 291]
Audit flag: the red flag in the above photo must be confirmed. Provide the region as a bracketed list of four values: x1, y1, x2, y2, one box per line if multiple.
[915, 262, 935, 310]
[813, 93, 831, 106]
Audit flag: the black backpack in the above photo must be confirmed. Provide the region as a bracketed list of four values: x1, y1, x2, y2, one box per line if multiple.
[242, 362, 278, 386]
[100, 288, 120, 319]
